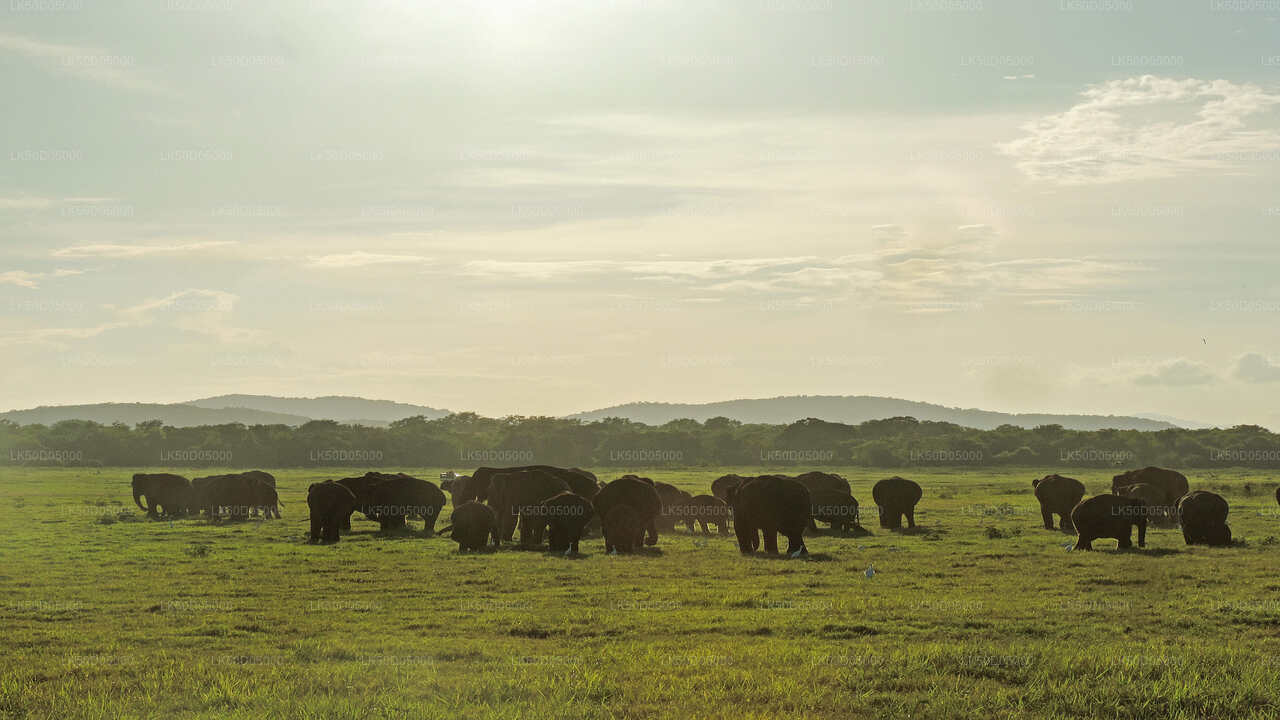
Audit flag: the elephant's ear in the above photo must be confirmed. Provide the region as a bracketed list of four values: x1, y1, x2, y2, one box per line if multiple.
[1032, 478, 1042, 488]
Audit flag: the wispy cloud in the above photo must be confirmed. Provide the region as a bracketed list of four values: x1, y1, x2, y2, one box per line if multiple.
[1134, 359, 1216, 387]
[1, 289, 256, 346]
[0, 32, 164, 95]
[1000, 75, 1280, 184]
[53, 241, 236, 258]
[0, 195, 55, 210]
[307, 252, 433, 268]
[0, 269, 83, 289]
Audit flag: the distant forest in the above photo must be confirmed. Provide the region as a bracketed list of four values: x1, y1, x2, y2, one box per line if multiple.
[3, 414, 1280, 470]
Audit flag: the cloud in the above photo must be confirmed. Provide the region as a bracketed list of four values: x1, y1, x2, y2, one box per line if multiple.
[1233, 353, 1280, 383]
[1134, 359, 1216, 387]
[0, 195, 55, 210]
[1000, 75, 1280, 184]
[307, 252, 433, 268]
[1, 289, 256, 347]
[0, 269, 84, 289]
[0, 32, 164, 94]
[459, 257, 818, 283]
[53, 241, 236, 258]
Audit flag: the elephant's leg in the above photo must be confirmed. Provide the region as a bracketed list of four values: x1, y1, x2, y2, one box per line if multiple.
[500, 506, 517, 542]
[1074, 535, 1093, 551]
[1041, 506, 1054, 530]
[699, 520, 709, 535]
[1117, 534, 1133, 549]
[906, 508, 916, 529]
[147, 500, 160, 520]
[877, 506, 889, 529]
[763, 530, 779, 554]
[734, 519, 753, 553]
[785, 533, 808, 557]
[517, 513, 532, 547]
[310, 514, 322, 542]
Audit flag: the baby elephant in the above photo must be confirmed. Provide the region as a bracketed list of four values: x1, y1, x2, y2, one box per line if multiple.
[1177, 491, 1231, 547]
[308, 481, 357, 544]
[687, 495, 732, 535]
[1070, 494, 1147, 551]
[450, 502, 498, 552]
[1033, 474, 1085, 531]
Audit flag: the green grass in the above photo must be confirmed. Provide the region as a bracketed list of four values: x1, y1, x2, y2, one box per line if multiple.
[2, 466, 1279, 719]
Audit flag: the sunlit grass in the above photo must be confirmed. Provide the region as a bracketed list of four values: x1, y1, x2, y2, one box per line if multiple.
[1, 466, 1278, 718]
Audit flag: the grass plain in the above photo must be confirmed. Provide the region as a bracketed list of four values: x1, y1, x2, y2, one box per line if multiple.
[2, 466, 1279, 719]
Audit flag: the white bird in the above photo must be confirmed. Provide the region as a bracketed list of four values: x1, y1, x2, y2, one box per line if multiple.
[864, 565, 876, 579]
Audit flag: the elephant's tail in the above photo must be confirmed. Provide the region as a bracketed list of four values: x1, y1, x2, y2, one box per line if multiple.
[132, 483, 147, 512]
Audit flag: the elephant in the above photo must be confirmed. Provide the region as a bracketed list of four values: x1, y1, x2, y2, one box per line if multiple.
[686, 494, 732, 535]
[729, 475, 810, 557]
[366, 474, 447, 536]
[131, 473, 193, 519]
[192, 472, 280, 520]
[447, 502, 499, 551]
[466, 466, 597, 505]
[792, 471, 851, 495]
[191, 473, 259, 520]
[809, 489, 863, 534]
[1071, 494, 1147, 551]
[711, 474, 748, 502]
[601, 504, 645, 554]
[335, 471, 409, 527]
[872, 476, 923, 530]
[593, 477, 662, 547]
[653, 481, 694, 532]
[539, 491, 595, 554]
[1177, 491, 1231, 546]
[307, 480, 356, 544]
[248, 475, 282, 519]
[445, 474, 476, 502]
[1117, 483, 1177, 527]
[1112, 467, 1188, 523]
[488, 469, 571, 544]
[1033, 474, 1086, 531]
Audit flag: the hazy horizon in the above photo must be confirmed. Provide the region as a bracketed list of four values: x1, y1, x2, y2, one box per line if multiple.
[5, 2, 1280, 428]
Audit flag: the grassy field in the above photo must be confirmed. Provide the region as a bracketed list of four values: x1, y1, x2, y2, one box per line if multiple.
[2, 466, 1279, 719]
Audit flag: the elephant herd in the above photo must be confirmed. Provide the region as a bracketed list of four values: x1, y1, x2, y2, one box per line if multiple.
[1034, 466, 1241, 550]
[130, 464, 1271, 556]
[433, 469, 919, 557]
[131, 471, 281, 520]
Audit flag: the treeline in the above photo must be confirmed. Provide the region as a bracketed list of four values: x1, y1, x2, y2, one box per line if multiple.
[2, 414, 1279, 469]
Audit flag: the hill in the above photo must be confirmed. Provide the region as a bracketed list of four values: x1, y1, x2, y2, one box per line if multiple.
[0, 403, 311, 428]
[567, 395, 1181, 431]
[185, 394, 449, 424]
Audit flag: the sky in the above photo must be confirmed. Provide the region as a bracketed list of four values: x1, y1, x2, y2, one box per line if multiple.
[2, 0, 1280, 427]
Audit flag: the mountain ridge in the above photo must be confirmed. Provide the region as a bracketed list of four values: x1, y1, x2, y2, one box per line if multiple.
[0, 393, 1197, 431]
[566, 395, 1186, 431]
